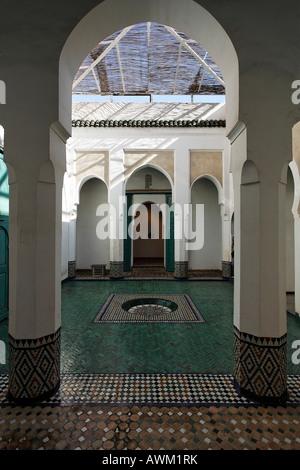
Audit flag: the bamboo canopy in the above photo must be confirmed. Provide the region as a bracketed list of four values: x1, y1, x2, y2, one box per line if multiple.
[73, 22, 225, 97]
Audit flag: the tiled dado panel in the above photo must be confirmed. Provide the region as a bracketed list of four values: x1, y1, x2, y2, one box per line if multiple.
[110, 261, 124, 279]
[174, 261, 188, 279]
[222, 261, 232, 279]
[68, 261, 76, 279]
[233, 326, 287, 404]
[8, 329, 61, 404]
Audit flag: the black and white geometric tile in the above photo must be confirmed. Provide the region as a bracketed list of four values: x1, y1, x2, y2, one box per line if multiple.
[233, 327, 288, 402]
[1, 373, 300, 407]
[8, 329, 61, 401]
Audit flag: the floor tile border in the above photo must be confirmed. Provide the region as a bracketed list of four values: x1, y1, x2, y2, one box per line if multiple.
[1, 373, 299, 408]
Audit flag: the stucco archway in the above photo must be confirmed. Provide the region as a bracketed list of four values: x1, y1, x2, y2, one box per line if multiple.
[59, 0, 239, 133]
[59, 0, 239, 283]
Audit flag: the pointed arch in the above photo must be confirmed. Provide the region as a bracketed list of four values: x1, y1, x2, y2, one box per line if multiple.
[76, 176, 109, 270]
[191, 174, 224, 205]
[189, 174, 222, 270]
[76, 174, 109, 205]
[125, 162, 173, 192]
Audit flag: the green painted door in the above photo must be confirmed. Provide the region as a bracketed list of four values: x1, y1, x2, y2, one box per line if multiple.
[165, 194, 174, 271]
[123, 194, 133, 271]
[0, 225, 8, 321]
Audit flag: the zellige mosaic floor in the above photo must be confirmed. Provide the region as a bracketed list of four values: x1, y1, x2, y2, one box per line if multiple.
[0, 279, 300, 451]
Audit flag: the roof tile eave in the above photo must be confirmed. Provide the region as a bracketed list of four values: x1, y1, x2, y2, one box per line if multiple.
[71, 119, 226, 128]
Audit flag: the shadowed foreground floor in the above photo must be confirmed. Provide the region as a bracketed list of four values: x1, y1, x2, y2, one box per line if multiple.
[0, 278, 299, 451]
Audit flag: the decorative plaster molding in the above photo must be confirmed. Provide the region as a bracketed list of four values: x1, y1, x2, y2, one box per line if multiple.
[51, 121, 72, 144]
[227, 121, 246, 144]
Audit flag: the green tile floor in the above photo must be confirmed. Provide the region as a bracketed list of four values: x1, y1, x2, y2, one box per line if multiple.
[1, 280, 300, 375]
[60, 280, 234, 374]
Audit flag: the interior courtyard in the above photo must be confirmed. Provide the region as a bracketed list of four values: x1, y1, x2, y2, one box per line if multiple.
[0, 0, 300, 452]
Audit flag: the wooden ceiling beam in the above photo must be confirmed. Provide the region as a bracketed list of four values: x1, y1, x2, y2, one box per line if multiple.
[163, 25, 225, 87]
[116, 44, 126, 93]
[173, 43, 182, 93]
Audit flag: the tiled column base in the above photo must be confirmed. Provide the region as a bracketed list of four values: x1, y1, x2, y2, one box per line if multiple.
[68, 260, 76, 279]
[233, 326, 287, 404]
[222, 261, 232, 278]
[110, 261, 124, 279]
[174, 261, 188, 280]
[7, 328, 61, 405]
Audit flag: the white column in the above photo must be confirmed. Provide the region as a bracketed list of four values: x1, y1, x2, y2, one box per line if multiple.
[174, 144, 190, 278]
[109, 147, 125, 278]
[65, 143, 77, 278]
[229, 119, 291, 404]
[5, 118, 68, 403]
[291, 128, 300, 316]
[291, 160, 300, 315]
[222, 143, 234, 278]
[221, 204, 232, 277]
[295, 214, 300, 315]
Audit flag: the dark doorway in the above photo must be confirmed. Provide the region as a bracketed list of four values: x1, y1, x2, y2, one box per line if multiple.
[133, 202, 164, 266]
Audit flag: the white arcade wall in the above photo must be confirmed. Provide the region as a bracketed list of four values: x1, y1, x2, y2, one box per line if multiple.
[286, 167, 295, 292]
[76, 178, 110, 270]
[60, 126, 234, 279]
[189, 177, 222, 270]
[58, 124, 298, 291]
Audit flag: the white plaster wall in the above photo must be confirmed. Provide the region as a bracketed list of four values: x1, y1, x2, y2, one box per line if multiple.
[61, 163, 77, 280]
[61, 181, 69, 280]
[286, 168, 295, 292]
[70, 127, 229, 202]
[61, 222, 69, 279]
[70, 126, 228, 152]
[189, 178, 222, 269]
[76, 178, 109, 269]
[68, 127, 230, 269]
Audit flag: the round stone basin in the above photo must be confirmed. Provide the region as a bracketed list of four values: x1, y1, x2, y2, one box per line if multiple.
[122, 298, 178, 316]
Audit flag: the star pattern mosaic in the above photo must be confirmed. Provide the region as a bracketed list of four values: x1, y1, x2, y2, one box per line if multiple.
[1, 401, 300, 451]
[92, 294, 206, 323]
